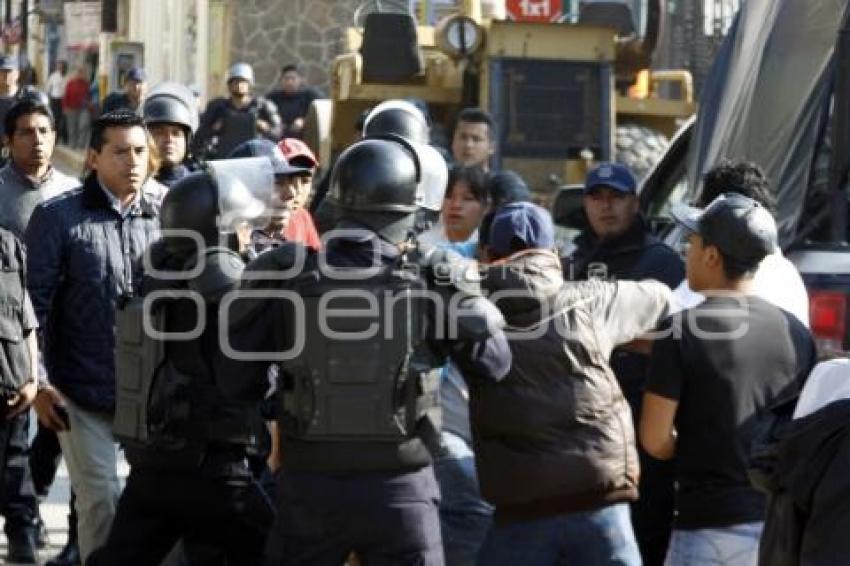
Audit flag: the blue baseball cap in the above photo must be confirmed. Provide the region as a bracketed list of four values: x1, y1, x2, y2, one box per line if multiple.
[126, 67, 146, 82]
[488, 202, 555, 259]
[584, 162, 637, 194]
[228, 139, 310, 177]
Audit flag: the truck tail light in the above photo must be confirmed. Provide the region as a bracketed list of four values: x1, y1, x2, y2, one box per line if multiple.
[809, 291, 847, 351]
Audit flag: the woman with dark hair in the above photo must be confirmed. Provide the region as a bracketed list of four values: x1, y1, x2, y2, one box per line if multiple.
[419, 164, 489, 255]
[419, 164, 493, 565]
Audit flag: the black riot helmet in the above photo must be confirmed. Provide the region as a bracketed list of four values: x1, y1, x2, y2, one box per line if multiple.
[362, 100, 430, 145]
[18, 86, 50, 107]
[329, 135, 448, 243]
[160, 157, 275, 257]
[161, 172, 219, 256]
[143, 82, 199, 141]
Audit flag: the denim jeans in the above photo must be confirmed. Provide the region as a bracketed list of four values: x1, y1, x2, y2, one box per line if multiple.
[57, 397, 122, 563]
[478, 503, 642, 566]
[665, 522, 762, 566]
[434, 431, 493, 565]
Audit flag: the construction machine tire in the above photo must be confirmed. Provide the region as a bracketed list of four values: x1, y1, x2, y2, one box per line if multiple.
[303, 99, 333, 173]
[615, 123, 669, 181]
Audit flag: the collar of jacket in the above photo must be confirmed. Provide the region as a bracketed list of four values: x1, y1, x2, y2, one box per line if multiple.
[324, 226, 403, 268]
[575, 215, 653, 255]
[8, 162, 54, 190]
[483, 250, 564, 317]
[81, 171, 157, 217]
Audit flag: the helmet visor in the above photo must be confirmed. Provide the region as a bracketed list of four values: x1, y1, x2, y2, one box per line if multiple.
[411, 141, 447, 212]
[207, 157, 274, 230]
[144, 82, 199, 133]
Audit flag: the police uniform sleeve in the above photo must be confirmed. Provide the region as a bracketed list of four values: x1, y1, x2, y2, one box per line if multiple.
[645, 315, 684, 401]
[258, 97, 282, 140]
[421, 247, 512, 382]
[216, 243, 309, 401]
[191, 98, 226, 155]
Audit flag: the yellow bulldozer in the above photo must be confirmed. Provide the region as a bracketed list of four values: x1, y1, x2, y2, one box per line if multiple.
[304, 0, 695, 198]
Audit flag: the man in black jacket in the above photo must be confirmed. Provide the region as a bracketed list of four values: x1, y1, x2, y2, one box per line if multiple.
[565, 162, 683, 565]
[26, 111, 162, 563]
[0, 226, 40, 564]
[756, 358, 850, 566]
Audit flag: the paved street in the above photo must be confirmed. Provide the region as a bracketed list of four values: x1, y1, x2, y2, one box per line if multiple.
[0, 458, 131, 565]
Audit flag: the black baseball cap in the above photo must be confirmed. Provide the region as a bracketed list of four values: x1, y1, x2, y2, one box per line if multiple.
[672, 193, 777, 263]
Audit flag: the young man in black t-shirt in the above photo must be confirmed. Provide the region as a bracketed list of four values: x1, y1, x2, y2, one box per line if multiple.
[639, 193, 816, 566]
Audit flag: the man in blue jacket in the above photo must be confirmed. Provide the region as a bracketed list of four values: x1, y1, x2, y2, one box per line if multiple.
[26, 110, 162, 563]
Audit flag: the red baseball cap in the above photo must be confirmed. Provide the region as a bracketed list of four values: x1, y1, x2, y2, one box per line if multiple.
[278, 138, 318, 169]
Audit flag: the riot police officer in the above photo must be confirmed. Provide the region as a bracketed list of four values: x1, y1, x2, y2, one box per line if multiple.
[143, 82, 201, 188]
[0, 225, 40, 564]
[86, 157, 278, 566]
[218, 134, 511, 565]
[311, 98, 431, 234]
[192, 63, 282, 160]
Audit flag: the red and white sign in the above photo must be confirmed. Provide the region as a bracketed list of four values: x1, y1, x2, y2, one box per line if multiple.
[506, 0, 564, 23]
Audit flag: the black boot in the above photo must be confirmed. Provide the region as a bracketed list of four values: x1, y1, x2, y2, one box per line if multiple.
[46, 506, 80, 566]
[45, 537, 81, 566]
[6, 526, 38, 564]
[35, 507, 50, 549]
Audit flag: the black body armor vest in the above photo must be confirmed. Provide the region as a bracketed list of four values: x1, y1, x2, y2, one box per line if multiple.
[114, 248, 255, 471]
[279, 260, 441, 448]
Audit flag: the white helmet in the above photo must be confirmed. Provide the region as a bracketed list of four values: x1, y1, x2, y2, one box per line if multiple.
[226, 62, 254, 86]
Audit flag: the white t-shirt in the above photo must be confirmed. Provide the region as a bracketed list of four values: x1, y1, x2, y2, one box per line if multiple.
[46, 71, 67, 99]
[672, 250, 810, 327]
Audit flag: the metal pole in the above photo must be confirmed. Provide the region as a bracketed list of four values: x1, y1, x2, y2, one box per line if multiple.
[20, 0, 26, 39]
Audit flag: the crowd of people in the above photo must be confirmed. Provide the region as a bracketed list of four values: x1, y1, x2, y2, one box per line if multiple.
[0, 55, 847, 566]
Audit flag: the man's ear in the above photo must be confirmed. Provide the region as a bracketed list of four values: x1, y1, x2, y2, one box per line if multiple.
[85, 148, 97, 170]
[704, 244, 722, 269]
